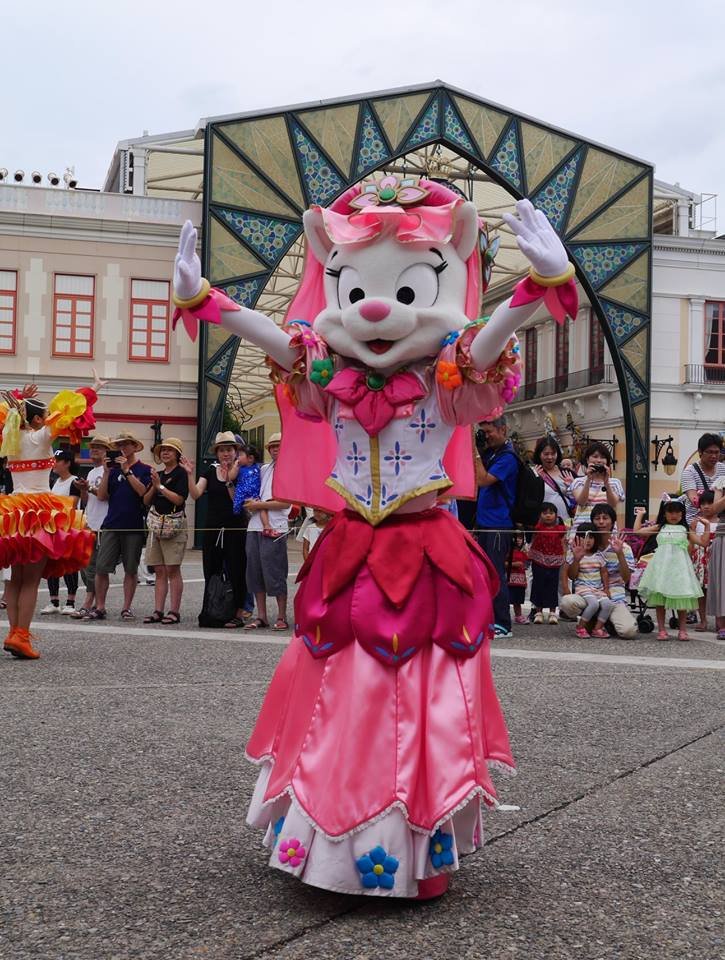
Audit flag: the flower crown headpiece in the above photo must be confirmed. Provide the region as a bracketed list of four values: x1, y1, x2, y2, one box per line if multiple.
[348, 174, 429, 211]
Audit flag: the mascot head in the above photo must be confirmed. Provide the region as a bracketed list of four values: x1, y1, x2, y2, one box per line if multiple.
[286, 177, 485, 370]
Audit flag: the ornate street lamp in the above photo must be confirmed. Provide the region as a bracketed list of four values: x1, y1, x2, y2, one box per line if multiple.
[651, 435, 678, 476]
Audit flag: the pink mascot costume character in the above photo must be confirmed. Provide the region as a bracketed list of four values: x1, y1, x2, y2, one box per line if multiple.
[172, 177, 577, 898]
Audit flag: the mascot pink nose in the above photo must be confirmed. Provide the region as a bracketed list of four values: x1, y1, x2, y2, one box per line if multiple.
[359, 300, 390, 322]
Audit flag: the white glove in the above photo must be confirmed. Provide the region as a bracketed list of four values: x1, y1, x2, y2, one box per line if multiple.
[174, 220, 203, 300]
[502, 199, 569, 277]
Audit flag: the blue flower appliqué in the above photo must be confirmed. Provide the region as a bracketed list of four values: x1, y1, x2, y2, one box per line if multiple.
[410, 408, 437, 444]
[380, 484, 400, 508]
[356, 845, 399, 890]
[429, 829, 455, 869]
[383, 440, 412, 477]
[346, 440, 367, 476]
[354, 484, 373, 508]
[440, 330, 460, 347]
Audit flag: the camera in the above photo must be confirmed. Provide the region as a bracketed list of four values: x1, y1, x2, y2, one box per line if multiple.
[591, 463, 607, 474]
[107, 450, 122, 463]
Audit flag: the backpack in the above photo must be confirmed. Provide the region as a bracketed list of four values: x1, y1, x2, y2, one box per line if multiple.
[198, 573, 236, 628]
[511, 458, 545, 528]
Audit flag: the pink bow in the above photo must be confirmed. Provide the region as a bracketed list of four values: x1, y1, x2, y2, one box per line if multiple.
[510, 276, 579, 325]
[172, 287, 240, 341]
[314, 200, 461, 246]
[325, 367, 426, 437]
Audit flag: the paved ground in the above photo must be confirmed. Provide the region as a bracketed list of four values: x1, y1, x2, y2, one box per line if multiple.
[2, 548, 724, 960]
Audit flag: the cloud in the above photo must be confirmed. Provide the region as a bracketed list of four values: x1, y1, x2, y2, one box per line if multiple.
[1, 0, 724, 227]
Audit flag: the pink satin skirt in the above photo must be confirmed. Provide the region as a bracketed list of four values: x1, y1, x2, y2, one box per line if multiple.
[245, 509, 515, 895]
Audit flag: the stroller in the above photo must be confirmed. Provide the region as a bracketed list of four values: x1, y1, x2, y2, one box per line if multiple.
[623, 530, 656, 633]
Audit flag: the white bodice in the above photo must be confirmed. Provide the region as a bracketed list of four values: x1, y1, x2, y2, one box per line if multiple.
[9, 427, 54, 494]
[327, 391, 453, 524]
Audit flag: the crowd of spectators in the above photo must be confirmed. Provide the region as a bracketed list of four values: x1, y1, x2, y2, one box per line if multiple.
[2, 418, 723, 643]
[470, 417, 724, 640]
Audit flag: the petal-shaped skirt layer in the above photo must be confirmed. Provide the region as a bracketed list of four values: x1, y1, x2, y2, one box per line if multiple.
[0, 492, 95, 576]
[246, 630, 514, 838]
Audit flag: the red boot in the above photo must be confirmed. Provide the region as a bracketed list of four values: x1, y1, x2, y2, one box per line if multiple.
[4, 628, 40, 659]
[415, 874, 450, 900]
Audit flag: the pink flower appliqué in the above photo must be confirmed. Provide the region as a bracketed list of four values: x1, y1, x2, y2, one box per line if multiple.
[500, 373, 521, 404]
[278, 837, 307, 867]
[349, 174, 429, 210]
[299, 328, 318, 347]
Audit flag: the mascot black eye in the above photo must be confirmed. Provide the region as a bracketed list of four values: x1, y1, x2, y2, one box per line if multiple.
[395, 263, 439, 308]
[335, 266, 365, 307]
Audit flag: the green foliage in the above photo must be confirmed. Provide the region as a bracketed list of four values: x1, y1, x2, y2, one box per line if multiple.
[222, 404, 242, 437]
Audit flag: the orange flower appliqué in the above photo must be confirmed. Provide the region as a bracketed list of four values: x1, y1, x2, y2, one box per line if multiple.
[436, 361, 463, 390]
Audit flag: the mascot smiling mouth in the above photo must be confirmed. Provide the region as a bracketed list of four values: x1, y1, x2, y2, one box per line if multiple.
[366, 338, 395, 355]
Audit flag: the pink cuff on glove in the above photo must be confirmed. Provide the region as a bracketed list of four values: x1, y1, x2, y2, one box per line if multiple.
[172, 287, 241, 341]
[510, 276, 579, 324]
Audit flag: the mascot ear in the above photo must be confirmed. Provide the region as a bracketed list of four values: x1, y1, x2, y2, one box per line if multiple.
[303, 208, 334, 264]
[451, 201, 479, 262]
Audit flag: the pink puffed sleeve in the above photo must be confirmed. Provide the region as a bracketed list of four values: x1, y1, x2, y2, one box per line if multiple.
[434, 320, 522, 426]
[266, 322, 335, 421]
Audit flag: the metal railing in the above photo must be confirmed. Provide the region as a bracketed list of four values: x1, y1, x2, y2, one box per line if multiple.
[522, 365, 615, 401]
[684, 364, 725, 385]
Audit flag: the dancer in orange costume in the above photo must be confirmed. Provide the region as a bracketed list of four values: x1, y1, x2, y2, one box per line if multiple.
[0, 374, 104, 659]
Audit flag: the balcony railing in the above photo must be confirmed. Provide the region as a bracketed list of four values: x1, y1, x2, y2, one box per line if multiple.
[521, 364, 615, 401]
[684, 364, 725, 385]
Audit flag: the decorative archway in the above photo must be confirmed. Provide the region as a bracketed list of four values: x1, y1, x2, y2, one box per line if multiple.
[199, 82, 653, 514]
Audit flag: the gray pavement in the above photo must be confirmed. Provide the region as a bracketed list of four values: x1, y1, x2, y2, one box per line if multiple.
[2, 548, 724, 960]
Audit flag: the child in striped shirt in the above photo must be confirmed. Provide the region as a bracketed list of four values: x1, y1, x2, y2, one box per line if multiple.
[566, 522, 615, 638]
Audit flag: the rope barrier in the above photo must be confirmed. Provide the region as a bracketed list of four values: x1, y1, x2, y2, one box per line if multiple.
[77, 524, 717, 538]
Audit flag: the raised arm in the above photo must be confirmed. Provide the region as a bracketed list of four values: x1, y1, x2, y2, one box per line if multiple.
[173, 222, 297, 371]
[180, 456, 207, 501]
[469, 200, 576, 373]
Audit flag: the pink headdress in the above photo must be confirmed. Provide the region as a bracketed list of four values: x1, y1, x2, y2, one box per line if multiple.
[285, 176, 484, 326]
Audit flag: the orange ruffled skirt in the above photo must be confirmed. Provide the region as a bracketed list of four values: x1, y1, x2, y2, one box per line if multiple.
[0, 493, 95, 577]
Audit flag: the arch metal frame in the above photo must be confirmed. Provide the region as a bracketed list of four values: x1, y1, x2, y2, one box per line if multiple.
[199, 82, 654, 514]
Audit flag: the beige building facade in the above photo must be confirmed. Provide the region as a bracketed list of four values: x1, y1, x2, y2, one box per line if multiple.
[0, 181, 205, 529]
[509, 182, 725, 516]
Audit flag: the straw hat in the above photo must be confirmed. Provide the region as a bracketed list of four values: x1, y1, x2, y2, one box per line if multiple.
[212, 431, 241, 453]
[152, 437, 184, 463]
[111, 431, 144, 452]
[87, 435, 113, 449]
[266, 432, 282, 448]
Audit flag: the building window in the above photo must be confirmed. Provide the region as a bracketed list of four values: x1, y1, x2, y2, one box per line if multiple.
[705, 301, 725, 376]
[555, 321, 569, 392]
[129, 279, 170, 362]
[589, 309, 604, 378]
[53, 274, 94, 357]
[524, 327, 538, 400]
[241, 426, 265, 453]
[0, 270, 17, 354]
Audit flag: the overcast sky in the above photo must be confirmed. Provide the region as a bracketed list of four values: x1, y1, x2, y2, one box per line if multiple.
[3, 0, 724, 231]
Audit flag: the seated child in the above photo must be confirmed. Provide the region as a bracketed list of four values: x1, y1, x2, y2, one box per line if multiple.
[567, 522, 615, 638]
